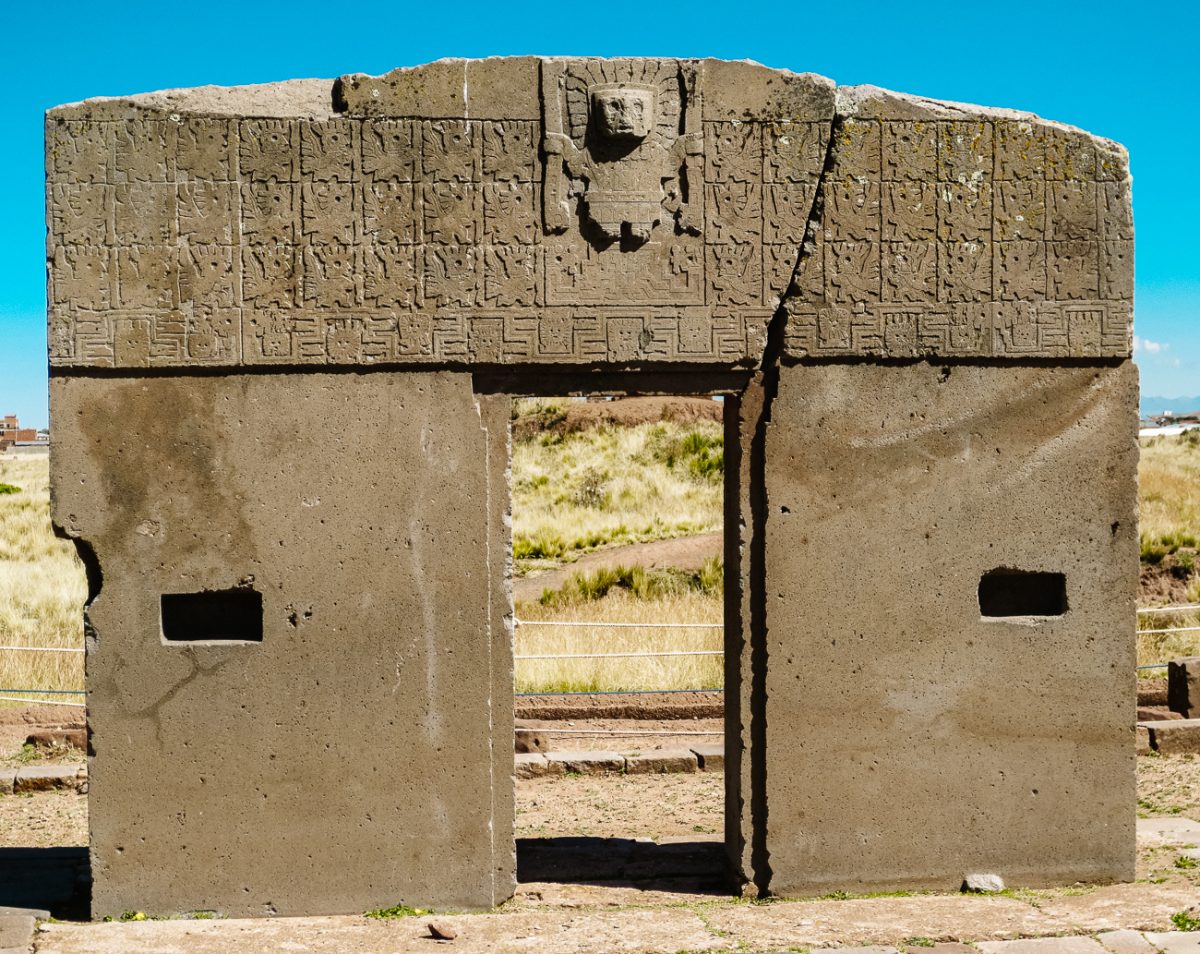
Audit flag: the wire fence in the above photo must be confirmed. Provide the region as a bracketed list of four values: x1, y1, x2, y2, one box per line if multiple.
[1, 604, 1197, 701]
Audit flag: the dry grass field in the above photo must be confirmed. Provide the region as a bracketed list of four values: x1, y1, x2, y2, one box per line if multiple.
[1137, 430, 1200, 668]
[511, 398, 723, 575]
[2, 419, 1198, 696]
[0, 454, 86, 707]
[516, 584, 723, 693]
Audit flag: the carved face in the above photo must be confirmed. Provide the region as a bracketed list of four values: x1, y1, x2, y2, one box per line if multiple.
[591, 88, 653, 141]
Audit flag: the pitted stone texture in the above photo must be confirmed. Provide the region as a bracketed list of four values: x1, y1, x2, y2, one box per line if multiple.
[763, 362, 1138, 896]
[784, 84, 1132, 359]
[46, 57, 835, 371]
[50, 371, 511, 918]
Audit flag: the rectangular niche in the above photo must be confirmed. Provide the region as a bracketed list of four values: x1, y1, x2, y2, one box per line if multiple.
[978, 569, 1068, 618]
[160, 589, 264, 644]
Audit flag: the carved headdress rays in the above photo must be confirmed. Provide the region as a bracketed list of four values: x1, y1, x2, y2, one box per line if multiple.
[562, 59, 683, 149]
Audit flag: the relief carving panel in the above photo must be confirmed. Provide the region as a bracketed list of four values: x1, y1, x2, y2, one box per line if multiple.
[45, 59, 1129, 368]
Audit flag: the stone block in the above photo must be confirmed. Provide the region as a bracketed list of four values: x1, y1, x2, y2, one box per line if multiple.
[977, 939, 1107, 954]
[1144, 719, 1200, 755]
[13, 764, 84, 794]
[1136, 725, 1152, 756]
[25, 728, 86, 750]
[1138, 684, 1169, 706]
[764, 363, 1138, 896]
[0, 915, 35, 951]
[549, 752, 626, 775]
[0, 769, 15, 796]
[1138, 706, 1182, 722]
[1097, 930, 1161, 954]
[624, 750, 698, 774]
[1168, 657, 1200, 718]
[51, 371, 510, 918]
[691, 744, 725, 771]
[1141, 934, 1200, 954]
[1136, 817, 1200, 848]
[514, 726, 549, 754]
[514, 754, 562, 780]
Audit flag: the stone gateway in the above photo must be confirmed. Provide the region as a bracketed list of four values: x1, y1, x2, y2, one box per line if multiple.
[45, 57, 1138, 918]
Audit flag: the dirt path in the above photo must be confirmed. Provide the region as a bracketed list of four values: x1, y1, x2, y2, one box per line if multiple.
[515, 532, 723, 603]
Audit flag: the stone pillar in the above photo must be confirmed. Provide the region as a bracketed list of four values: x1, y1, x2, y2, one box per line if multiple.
[761, 363, 1139, 893]
[51, 371, 511, 918]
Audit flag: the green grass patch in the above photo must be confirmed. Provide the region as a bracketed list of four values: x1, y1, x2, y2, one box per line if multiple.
[365, 903, 430, 919]
[0, 483, 20, 495]
[1171, 909, 1200, 930]
[538, 558, 724, 607]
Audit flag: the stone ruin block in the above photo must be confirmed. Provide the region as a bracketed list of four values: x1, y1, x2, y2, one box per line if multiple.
[46, 57, 1137, 917]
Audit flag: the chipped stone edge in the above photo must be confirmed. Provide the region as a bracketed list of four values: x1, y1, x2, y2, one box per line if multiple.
[44, 60, 1125, 162]
[836, 83, 1128, 163]
[47, 78, 339, 120]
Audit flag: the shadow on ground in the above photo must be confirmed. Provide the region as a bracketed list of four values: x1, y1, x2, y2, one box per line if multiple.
[517, 837, 731, 895]
[0, 848, 89, 919]
[1, 840, 729, 920]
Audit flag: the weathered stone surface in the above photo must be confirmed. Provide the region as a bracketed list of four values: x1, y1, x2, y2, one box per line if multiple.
[1136, 817, 1200, 847]
[1136, 725, 1152, 756]
[1143, 719, 1200, 755]
[48, 57, 1131, 372]
[514, 753, 562, 779]
[1168, 657, 1200, 718]
[50, 371, 510, 918]
[784, 85, 1132, 360]
[515, 727, 549, 753]
[977, 939, 1107, 954]
[25, 728, 86, 750]
[763, 363, 1138, 896]
[0, 914, 35, 952]
[46, 55, 1139, 919]
[964, 872, 1006, 893]
[1140, 934, 1200, 954]
[1138, 706, 1182, 722]
[1138, 684, 1169, 707]
[13, 764, 84, 794]
[1097, 930, 1160, 954]
[0, 768, 15, 796]
[549, 751, 626, 775]
[46, 57, 838, 372]
[625, 750, 698, 774]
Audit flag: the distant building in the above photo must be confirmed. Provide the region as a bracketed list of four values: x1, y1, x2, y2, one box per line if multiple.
[1139, 410, 1200, 438]
[0, 414, 44, 450]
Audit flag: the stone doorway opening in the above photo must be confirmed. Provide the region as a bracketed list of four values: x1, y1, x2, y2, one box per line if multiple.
[504, 386, 736, 893]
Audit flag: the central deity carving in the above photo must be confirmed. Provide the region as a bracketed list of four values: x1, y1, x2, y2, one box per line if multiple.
[541, 60, 702, 246]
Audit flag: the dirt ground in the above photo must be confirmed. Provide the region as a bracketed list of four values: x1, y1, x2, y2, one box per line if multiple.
[0, 789, 86, 848]
[518, 772, 725, 841]
[514, 531, 723, 600]
[1138, 751, 1200, 818]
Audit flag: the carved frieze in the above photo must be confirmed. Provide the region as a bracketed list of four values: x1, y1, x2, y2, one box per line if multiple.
[45, 59, 1130, 369]
[785, 100, 1133, 359]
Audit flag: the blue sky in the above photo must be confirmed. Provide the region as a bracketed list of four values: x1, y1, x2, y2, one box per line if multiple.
[2, 1, 1196, 426]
